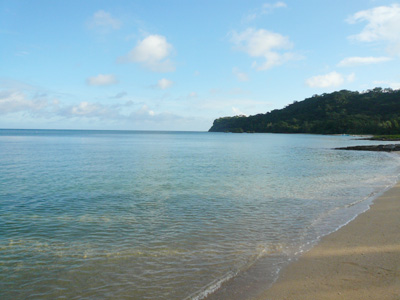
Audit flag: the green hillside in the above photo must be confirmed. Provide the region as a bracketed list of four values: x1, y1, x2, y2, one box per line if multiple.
[209, 88, 400, 134]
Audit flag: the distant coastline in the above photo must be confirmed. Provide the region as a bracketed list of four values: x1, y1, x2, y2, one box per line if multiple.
[209, 88, 400, 135]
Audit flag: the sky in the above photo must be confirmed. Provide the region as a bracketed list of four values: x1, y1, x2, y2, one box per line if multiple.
[1, 0, 400, 131]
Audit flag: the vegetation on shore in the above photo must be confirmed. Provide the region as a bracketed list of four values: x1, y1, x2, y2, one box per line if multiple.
[209, 87, 400, 135]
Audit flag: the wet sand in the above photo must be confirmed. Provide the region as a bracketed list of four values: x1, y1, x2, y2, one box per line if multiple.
[256, 181, 400, 300]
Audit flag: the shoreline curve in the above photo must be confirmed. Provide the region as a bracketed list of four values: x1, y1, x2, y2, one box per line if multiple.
[255, 179, 400, 300]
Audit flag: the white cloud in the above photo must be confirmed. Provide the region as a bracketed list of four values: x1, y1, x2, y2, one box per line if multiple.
[86, 74, 118, 86]
[305, 71, 354, 88]
[188, 92, 198, 98]
[347, 4, 400, 54]
[338, 56, 392, 67]
[263, 1, 287, 11]
[231, 28, 299, 70]
[119, 35, 175, 72]
[157, 78, 174, 90]
[232, 68, 249, 81]
[88, 10, 121, 32]
[244, 2, 287, 22]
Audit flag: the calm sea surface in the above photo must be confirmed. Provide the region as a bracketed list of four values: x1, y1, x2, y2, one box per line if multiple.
[1, 129, 399, 299]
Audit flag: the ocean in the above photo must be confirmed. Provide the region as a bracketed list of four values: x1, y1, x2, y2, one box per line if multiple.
[1, 129, 399, 299]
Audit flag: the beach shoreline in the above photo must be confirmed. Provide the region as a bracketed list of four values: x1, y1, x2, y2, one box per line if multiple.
[255, 179, 400, 300]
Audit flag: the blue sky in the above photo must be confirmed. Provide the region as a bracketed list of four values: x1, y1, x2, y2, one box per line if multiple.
[1, 0, 400, 131]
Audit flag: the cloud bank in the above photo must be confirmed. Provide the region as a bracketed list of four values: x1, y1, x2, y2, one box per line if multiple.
[0, 90, 49, 115]
[0, 88, 190, 129]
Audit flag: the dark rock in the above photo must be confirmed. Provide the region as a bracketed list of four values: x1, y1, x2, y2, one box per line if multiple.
[335, 144, 400, 152]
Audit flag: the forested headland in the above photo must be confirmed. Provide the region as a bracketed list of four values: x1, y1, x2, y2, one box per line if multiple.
[209, 88, 400, 135]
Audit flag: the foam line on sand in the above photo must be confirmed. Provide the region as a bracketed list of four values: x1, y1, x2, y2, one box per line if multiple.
[256, 181, 400, 300]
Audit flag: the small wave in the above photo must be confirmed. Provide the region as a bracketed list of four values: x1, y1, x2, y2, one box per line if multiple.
[292, 175, 400, 265]
[345, 191, 375, 208]
[184, 271, 236, 300]
[184, 242, 287, 300]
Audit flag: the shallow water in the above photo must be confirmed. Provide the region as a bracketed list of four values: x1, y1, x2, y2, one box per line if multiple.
[1, 130, 399, 299]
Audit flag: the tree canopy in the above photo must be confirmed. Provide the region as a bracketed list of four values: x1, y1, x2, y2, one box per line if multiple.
[209, 88, 400, 135]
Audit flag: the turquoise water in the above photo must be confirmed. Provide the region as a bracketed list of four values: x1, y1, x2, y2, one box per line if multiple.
[1, 130, 399, 299]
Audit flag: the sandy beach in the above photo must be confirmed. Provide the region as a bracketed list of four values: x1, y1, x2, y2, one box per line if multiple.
[256, 181, 400, 300]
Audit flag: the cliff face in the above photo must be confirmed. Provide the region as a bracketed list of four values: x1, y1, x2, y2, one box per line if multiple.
[209, 88, 400, 135]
